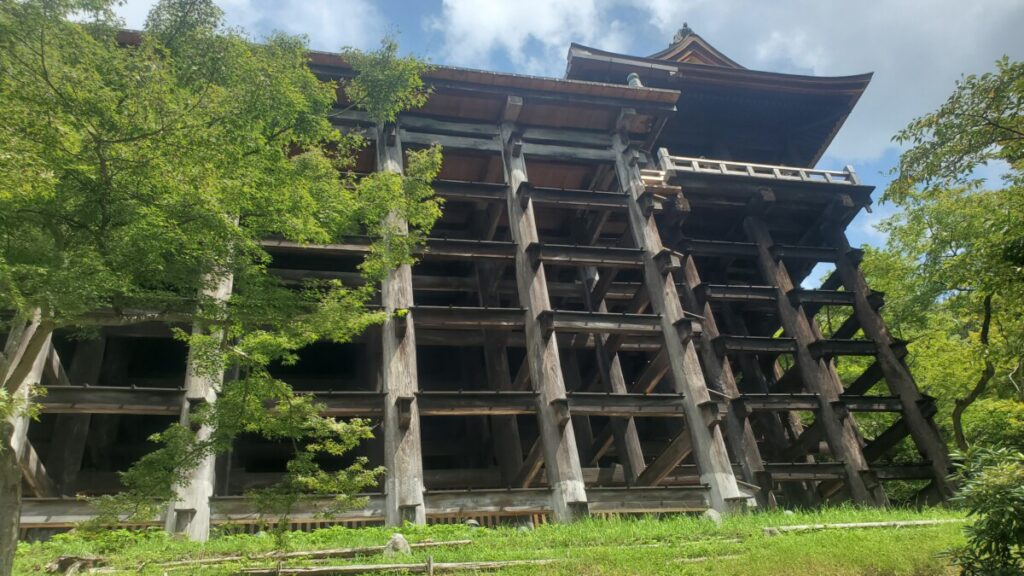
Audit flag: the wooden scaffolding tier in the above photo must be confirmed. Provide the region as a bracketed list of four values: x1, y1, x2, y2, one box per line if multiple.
[16, 112, 951, 539]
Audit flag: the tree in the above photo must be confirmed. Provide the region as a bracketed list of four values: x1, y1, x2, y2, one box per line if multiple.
[870, 57, 1024, 455]
[0, 1, 441, 573]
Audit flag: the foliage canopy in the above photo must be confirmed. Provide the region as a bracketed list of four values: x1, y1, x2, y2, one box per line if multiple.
[0, 0, 442, 542]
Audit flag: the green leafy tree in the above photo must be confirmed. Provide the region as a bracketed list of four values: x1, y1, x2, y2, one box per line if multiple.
[0, 0, 440, 572]
[865, 56, 1023, 573]
[870, 57, 1024, 454]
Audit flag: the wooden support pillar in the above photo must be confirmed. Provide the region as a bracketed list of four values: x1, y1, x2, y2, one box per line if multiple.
[578, 267, 646, 484]
[483, 336, 525, 484]
[614, 135, 744, 513]
[46, 338, 106, 495]
[674, 254, 770, 506]
[378, 123, 426, 525]
[502, 123, 588, 521]
[719, 305, 820, 508]
[827, 227, 953, 499]
[167, 272, 234, 541]
[743, 215, 885, 506]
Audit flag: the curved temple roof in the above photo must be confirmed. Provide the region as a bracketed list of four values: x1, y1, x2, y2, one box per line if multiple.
[565, 26, 872, 166]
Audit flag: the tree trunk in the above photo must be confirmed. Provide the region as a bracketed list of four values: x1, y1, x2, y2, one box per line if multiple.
[0, 422, 23, 576]
[952, 294, 995, 452]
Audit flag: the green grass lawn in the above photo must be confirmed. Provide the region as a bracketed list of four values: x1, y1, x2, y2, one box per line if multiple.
[15, 507, 968, 575]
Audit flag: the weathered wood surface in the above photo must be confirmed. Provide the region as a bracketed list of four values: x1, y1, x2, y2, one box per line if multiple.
[502, 122, 588, 521]
[615, 135, 743, 512]
[673, 250, 769, 506]
[378, 123, 426, 526]
[166, 268, 235, 541]
[743, 215, 884, 506]
[827, 227, 953, 498]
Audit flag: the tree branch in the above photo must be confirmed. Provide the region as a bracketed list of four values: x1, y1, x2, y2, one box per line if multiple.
[952, 293, 996, 452]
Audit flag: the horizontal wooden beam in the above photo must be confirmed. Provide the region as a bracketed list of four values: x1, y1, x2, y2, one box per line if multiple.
[762, 462, 847, 481]
[417, 391, 537, 417]
[808, 339, 879, 358]
[521, 141, 617, 163]
[410, 306, 525, 331]
[262, 238, 518, 262]
[520, 183, 631, 211]
[527, 242, 644, 269]
[538, 310, 666, 336]
[737, 394, 907, 413]
[677, 239, 863, 265]
[39, 386, 184, 415]
[696, 284, 776, 303]
[433, 180, 508, 203]
[566, 392, 689, 418]
[713, 335, 797, 355]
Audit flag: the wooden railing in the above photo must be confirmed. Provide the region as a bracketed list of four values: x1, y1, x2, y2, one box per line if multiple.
[647, 149, 860, 186]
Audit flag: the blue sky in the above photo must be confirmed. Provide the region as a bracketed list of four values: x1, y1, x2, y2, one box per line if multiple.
[115, 0, 1024, 250]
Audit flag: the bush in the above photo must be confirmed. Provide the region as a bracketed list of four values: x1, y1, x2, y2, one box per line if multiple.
[951, 447, 1024, 575]
[963, 399, 1024, 450]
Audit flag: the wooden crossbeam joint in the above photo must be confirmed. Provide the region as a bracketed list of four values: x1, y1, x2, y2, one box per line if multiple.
[396, 395, 414, 430]
[698, 400, 724, 429]
[394, 312, 409, 339]
[549, 397, 570, 429]
[653, 248, 681, 275]
[524, 242, 542, 269]
[673, 316, 701, 344]
[384, 123, 398, 146]
[513, 180, 531, 210]
[637, 190, 658, 217]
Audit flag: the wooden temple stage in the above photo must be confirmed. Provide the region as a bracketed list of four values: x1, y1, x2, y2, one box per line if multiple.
[16, 26, 952, 539]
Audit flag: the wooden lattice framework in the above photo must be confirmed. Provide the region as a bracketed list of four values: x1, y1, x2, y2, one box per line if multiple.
[10, 28, 953, 539]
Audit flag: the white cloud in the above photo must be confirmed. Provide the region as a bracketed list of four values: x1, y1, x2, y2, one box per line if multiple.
[114, 0, 384, 51]
[427, 0, 632, 76]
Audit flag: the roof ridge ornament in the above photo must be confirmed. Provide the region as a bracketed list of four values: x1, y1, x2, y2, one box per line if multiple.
[672, 22, 693, 45]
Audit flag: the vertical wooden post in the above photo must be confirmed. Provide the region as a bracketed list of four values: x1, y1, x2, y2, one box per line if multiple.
[719, 304, 820, 508]
[167, 272, 234, 541]
[743, 215, 885, 506]
[578, 267, 646, 484]
[674, 255, 771, 507]
[47, 337, 106, 495]
[827, 227, 953, 499]
[378, 123, 426, 526]
[501, 123, 588, 521]
[614, 136, 744, 513]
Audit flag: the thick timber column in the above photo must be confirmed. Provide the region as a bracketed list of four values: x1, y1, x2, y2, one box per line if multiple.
[167, 272, 234, 541]
[501, 123, 588, 521]
[675, 255, 771, 506]
[378, 123, 426, 525]
[743, 215, 885, 506]
[827, 227, 953, 499]
[614, 135, 744, 513]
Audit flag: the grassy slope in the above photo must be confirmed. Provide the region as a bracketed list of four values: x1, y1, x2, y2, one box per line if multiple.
[15, 507, 967, 575]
